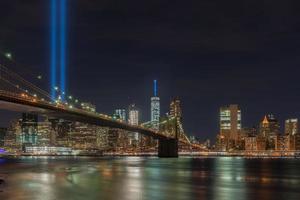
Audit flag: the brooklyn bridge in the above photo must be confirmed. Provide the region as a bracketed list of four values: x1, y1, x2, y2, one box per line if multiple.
[0, 56, 203, 157]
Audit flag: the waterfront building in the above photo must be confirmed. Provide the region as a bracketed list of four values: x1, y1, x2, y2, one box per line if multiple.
[245, 136, 267, 151]
[219, 104, 241, 150]
[259, 114, 280, 150]
[259, 114, 280, 137]
[96, 127, 110, 150]
[4, 120, 22, 150]
[68, 122, 98, 150]
[283, 134, 300, 151]
[37, 119, 55, 147]
[204, 139, 211, 149]
[256, 136, 267, 151]
[275, 135, 289, 151]
[293, 134, 300, 150]
[151, 80, 160, 130]
[52, 119, 72, 147]
[245, 136, 258, 151]
[128, 104, 139, 143]
[285, 119, 298, 136]
[19, 113, 38, 146]
[24, 146, 72, 155]
[215, 134, 227, 151]
[128, 104, 139, 126]
[107, 129, 119, 151]
[114, 109, 126, 121]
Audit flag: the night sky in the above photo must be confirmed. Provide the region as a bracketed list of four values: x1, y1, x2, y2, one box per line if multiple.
[1, 0, 300, 141]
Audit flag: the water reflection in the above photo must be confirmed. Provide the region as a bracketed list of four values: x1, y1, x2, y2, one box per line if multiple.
[212, 157, 247, 200]
[1, 157, 300, 200]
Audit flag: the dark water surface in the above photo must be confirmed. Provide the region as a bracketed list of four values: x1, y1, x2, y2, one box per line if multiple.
[0, 157, 300, 200]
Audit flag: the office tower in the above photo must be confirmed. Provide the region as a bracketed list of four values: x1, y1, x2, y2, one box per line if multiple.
[128, 104, 139, 126]
[114, 109, 126, 121]
[244, 136, 267, 151]
[170, 97, 182, 119]
[259, 114, 280, 138]
[20, 113, 38, 146]
[69, 122, 99, 150]
[107, 129, 119, 150]
[37, 119, 54, 147]
[285, 119, 298, 136]
[219, 104, 241, 142]
[151, 80, 160, 130]
[259, 114, 280, 150]
[128, 104, 139, 142]
[4, 120, 21, 149]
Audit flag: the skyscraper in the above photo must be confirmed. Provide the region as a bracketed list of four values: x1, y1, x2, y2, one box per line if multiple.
[170, 97, 182, 119]
[114, 109, 126, 121]
[285, 119, 298, 136]
[219, 104, 241, 142]
[128, 104, 139, 126]
[20, 113, 38, 146]
[151, 80, 160, 130]
[259, 114, 280, 138]
[259, 114, 280, 150]
[128, 104, 139, 142]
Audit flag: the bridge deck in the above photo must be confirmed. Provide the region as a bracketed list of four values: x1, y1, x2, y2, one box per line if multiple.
[0, 91, 171, 140]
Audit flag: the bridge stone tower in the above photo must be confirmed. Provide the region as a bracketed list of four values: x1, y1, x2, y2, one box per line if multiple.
[158, 138, 178, 157]
[158, 116, 179, 158]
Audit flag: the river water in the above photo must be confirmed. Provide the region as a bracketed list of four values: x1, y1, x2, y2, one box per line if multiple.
[0, 157, 300, 200]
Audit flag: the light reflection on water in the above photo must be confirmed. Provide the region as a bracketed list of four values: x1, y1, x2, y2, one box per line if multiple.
[1, 157, 300, 200]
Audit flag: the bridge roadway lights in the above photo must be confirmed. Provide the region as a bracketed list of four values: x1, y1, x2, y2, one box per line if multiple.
[158, 138, 178, 158]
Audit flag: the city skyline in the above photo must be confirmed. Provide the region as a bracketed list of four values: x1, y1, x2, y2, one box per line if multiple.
[1, 1, 300, 141]
[2, 1, 300, 200]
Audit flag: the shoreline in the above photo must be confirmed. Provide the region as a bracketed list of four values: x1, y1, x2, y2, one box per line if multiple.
[1, 153, 300, 159]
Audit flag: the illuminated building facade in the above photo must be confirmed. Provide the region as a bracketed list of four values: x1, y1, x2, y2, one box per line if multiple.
[245, 136, 267, 151]
[285, 118, 298, 136]
[68, 122, 98, 150]
[114, 109, 126, 121]
[4, 120, 20, 149]
[129, 104, 139, 126]
[37, 120, 55, 147]
[19, 113, 38, 146]
[259, 114, 280, 150]
[151, 80, 160, 130]
[128, 104, 139, 142]
[170, 98, 182, 119]
[219, 104, 241, 142]
[260, 114, 280, 137]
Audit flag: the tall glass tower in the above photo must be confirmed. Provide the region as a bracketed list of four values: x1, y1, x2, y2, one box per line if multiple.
[151, 80, 160, 130]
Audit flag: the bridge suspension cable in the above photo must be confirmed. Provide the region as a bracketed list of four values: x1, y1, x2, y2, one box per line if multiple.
[0, 63, 52, 102]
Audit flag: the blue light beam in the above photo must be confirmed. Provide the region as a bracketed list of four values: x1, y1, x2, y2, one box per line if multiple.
[60, 0, 67, 100]
[50, 0, 58, 100]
